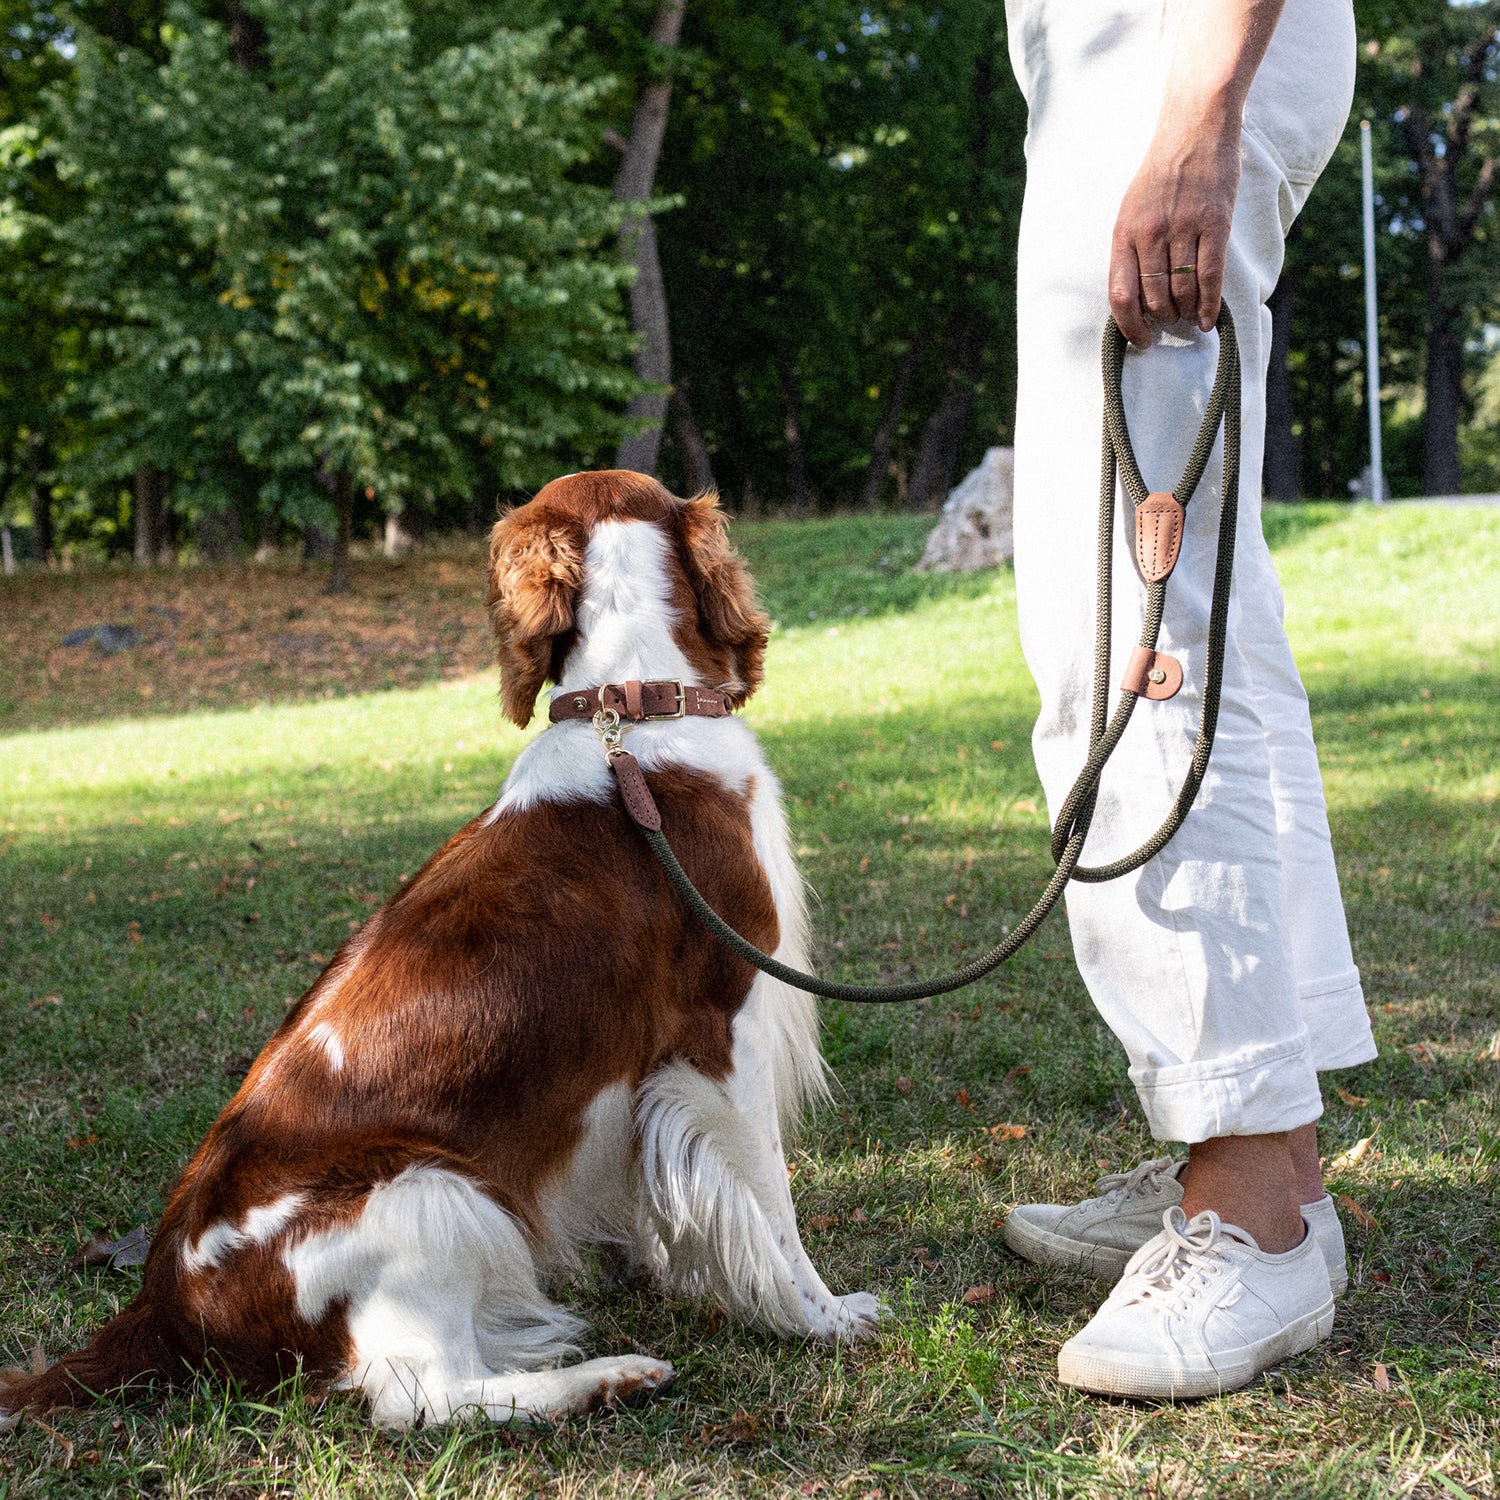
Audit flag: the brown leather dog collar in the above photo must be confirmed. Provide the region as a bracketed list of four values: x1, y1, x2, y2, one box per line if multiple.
[548, 678, 732, 724]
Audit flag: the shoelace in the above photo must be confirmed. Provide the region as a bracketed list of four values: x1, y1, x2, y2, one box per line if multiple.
[1094, 1155, 1177, 1203]
[1116, 1207, 1227, 1313]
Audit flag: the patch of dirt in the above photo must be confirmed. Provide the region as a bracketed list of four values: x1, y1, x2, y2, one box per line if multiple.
[0, 543, 497, 732]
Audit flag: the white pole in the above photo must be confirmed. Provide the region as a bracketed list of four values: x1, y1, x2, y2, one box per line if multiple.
[1361, 120, 1385, 504]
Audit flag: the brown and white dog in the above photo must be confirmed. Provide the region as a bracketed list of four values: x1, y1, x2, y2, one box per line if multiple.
[0, 470, 880, 1431]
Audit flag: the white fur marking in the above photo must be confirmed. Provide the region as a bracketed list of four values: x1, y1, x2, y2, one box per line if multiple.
[306, 1020, 346, 1074]
[182, 1192, 305, 1273]
[284, 1165, 588, 1428]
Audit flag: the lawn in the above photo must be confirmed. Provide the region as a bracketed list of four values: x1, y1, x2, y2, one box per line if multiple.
[1, 504, 1496, 1498]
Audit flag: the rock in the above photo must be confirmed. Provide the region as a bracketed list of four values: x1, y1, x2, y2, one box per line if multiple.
[60, 623, 143, 652]
[916, 446, 1015, 572]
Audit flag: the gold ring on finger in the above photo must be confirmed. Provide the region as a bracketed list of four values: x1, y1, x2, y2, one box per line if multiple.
[1170, 263, 1197, 274]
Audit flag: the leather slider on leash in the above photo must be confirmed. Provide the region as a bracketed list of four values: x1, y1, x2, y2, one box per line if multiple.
[1134, 492, 1184, 582]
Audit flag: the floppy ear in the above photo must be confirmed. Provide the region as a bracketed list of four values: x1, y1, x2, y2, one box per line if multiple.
[486, 508, 585, 727]
[675, 491, 769, 707]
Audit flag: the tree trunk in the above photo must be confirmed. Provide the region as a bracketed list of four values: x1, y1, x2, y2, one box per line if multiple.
[1422, 259, 1464, 496]
[1263, 250, 1301, 501]
[227, 1, 269, 72]
[775, 355, 810, 515]
[133, 467, 164, 566]
[326, 471, 354, 593]
[612, 0, 687, 477]
[859, 339, 921, 511]
[28, 432, 53, 563]
[671, 382, 715, 494]
[908, 310, 987, 511]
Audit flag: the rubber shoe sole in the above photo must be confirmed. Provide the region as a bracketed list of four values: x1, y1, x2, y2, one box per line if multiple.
[1002, 1210, 1136, 1281]
[1056, 1294, 1336, 1401]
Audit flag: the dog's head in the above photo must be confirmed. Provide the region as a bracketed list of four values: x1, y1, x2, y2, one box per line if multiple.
[486, 470, 769, 728]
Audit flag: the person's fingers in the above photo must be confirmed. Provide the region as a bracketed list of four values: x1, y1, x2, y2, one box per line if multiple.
[1168, 237, 1198, 327]
[1195, 223, 1228, 331]
[1109, 238, 1151, 348]
[1137, 236, 1178, 327]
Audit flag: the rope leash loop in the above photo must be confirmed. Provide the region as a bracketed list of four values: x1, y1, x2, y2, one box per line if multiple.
[617, 306, 1242, 1003]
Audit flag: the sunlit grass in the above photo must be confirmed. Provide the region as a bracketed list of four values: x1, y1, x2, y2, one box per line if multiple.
[1, 503, 1496, 1497]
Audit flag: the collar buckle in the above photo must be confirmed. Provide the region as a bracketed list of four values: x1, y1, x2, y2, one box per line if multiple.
[644, 680, 687, 720]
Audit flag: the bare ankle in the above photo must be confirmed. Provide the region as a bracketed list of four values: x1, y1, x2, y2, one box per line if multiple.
[1181, 1133, 1305, 1253]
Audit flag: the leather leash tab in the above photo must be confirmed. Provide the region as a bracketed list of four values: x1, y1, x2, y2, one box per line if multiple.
[610, 750, 662, 832]
[1134, 492, 1185, 582]
[1121, 645, 1183, 701]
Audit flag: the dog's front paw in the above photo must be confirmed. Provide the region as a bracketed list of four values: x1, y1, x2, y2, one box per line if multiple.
[807, 1290, 885, 1343]
[590, 1355, 676, 1410]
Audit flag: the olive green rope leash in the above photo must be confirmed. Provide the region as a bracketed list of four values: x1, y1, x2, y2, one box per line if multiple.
[614, 306, 1242, 1003]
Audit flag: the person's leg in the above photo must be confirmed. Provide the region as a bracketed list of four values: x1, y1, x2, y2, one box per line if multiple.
[1005, 0, 1371, 1248]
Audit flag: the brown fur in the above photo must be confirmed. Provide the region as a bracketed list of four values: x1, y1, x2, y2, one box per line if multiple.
[2, 471, 778, 1418]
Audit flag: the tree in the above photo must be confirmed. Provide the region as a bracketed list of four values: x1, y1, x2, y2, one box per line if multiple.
[52, 0, 637, 583]
[610, 0, 686, 476]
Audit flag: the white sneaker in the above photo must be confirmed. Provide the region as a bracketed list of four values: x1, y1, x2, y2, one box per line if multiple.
[1056, 1207, 1336, 1400]
[1004, 1158, 1349, 1296]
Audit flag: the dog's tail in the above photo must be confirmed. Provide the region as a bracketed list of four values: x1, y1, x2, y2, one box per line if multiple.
[0, 1300, 173, 1418]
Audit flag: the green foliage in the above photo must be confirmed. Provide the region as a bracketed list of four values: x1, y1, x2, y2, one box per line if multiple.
[655, 0, 1026, 508]
[1284, 1, 1500, 498]
[50, 0, 636, 534]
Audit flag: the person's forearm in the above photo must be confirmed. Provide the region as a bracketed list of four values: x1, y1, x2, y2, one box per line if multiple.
[1109, 0, 1289, 343]
[1157, 0, 1287, 140]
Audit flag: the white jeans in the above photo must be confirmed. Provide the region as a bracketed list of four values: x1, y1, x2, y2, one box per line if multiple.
[1004, 0, 1376, 1142]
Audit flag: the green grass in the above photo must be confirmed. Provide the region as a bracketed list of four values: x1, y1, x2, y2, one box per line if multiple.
[2, 503, 1497, 1498]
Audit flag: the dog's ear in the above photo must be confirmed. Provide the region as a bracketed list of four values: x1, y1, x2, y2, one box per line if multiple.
[675, 491, 769, 707]
[487, 508, 585, 726]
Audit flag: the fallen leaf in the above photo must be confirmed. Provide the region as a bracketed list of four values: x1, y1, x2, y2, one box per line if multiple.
[308, 952, 327, 964]
[71, 1225, 151, 1272]
[1004, 1065, 1031, 1082]
[894, 1076, 914, 1094]
[1335, 1088, 1370, 1108]
[956, 1086, 974, 1111]
[805, 1214, 837, 1233]
[962, 1285, 995, 1306]
[799, 1483, 824, 1497]
[31, 1340, 45, 1376]
[724, 1411, 760, 1443]
[849, 1207, 868, 1224]
[29, 994, 62, 1010]
[38, 912, 59, 929]
[988, 1122, 1027, 1141]
[1337, 1194, 1380, 1232]
[1329, 1133, 1375, 1170]
[1373, 1362, 1391, 1393]
[65, 1133, 99, 1150]
[1011, 798, 1037, 814]
[1372, 1270, 1392, 1286]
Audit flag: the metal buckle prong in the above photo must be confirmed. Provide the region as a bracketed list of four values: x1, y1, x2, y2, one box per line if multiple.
[644, 680, 686, 720]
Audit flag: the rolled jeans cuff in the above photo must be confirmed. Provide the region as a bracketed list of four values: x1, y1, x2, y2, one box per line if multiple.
[1301, 967, 1378, 1072]
[1129, 1034, 1324, 1144]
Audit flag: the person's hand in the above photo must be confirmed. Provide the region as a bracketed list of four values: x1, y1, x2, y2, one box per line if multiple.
[1109, 119, 1241, 348]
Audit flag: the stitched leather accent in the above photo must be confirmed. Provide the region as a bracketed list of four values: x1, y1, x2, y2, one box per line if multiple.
[549, 681, 731, 723]
[1121, 646, 1183, 701]
[1134, 492, 1185, 582]
[610, 751, 662, 831]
